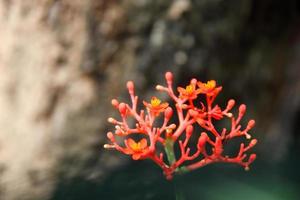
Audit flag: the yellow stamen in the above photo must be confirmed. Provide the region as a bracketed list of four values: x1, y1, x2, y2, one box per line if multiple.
[185, 85, 194, 94]
[131, 142, 141, 151]
[151, 97, 161, 107]
[204, 80, 216, 89]
[166, 128, 173, 134]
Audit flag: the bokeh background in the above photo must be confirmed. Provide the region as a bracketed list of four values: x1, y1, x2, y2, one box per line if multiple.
[0, 0, 300, 200]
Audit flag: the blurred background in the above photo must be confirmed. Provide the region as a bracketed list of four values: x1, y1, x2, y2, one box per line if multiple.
[0, 0, 299, 200]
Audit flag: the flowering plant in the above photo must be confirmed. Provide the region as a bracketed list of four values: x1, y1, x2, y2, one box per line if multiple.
[104, 72, 257, 180]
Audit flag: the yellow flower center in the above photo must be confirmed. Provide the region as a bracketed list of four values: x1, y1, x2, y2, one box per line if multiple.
[204, 80, 216, 89]
[151, 97, 161, 107]
[185, 85, 194, 94]
[131, 142, 142, 151]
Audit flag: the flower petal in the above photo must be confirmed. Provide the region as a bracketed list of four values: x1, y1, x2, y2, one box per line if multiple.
[139, 138, 148, 149]
[177, 87, 186, 93]
[126, 138, 137, 149]
[132, 154, 141, 160]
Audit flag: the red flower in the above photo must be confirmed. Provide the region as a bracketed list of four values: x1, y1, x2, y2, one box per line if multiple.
[105, 72, 257, 180]
[124, 138, 149, 160]
[143, 96, 169, 115]
[197, 80, 222, 96]
[177, 84, 200, 99]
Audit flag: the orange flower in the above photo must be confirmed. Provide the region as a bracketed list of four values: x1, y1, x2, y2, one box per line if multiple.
[177, 84, 200, 99]
[197, 80, 222, 96]
[143, 96, 169, 115]
[124, 138, 149, 160]
[106, 71, 257, 180]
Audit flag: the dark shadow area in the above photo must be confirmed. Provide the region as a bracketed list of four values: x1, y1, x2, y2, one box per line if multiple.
[52, 146, 300, 200]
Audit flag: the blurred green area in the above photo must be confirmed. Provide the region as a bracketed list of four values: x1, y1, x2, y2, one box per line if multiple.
[52, 145, 300, 200]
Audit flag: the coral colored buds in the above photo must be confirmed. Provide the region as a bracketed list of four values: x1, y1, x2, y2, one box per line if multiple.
[107, 132, 114, 140]
[248, 154, 257, 163]
[164, 107, 173, 119]
[104, 71, 258, 180]
[126, 81, 135, 95]
[247, 119, 256, 129]
[225, 99, 235, 111]
[118, 103, 127, 115]
[165, 71, 173, 83]
[185, 125, 194, 137]
[111, 99, 119, 107]
[239, 104, 246, 115]
[249, 139, 258, 147]
[197, 132, 208, 149]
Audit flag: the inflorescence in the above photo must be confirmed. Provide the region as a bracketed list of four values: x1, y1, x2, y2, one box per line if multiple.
[104, 72, 257, 180]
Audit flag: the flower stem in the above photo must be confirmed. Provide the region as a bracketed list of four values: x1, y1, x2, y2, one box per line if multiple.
[165, 138, 176, 165]
[173, 178, 185, 200]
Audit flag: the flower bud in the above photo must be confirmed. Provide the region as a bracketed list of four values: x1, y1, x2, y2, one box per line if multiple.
[190, 78, 197, 85]
[156, 85, 164, 91]
[248, 154, 257, 163]
[169, 124, 176, 129]
[111, 99, 119, 107]
[247, 119, 255, 129]
[225, 113, 233, 118]
[165, 71, 173, 84]
[118, 103, 127, 115]
[164, 107, 173, 119]
[107, 132, 114, 140]
[245, 133, 252, 139]
[226, 99, 235, 110]
[186, 125, 194, 137]
[115, 129, 123, 135]
[249, 139, 257, 147]
[239, 104, 246, 115]
[126, 81, 134, 95]
[103, 144, 114, 149]
[197, 132, 208, 149]
[107, 117, 116, 124]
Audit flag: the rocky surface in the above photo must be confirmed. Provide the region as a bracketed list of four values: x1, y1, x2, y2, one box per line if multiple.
[0, 1, 132, 199]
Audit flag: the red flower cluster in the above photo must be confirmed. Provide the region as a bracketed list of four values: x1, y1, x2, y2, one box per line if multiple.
[104, 72, 257, 180]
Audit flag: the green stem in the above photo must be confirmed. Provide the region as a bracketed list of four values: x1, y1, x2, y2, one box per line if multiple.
[165, 138, 176, 165]
[165, 139, 186, 200]
[173, 178, 186, 200]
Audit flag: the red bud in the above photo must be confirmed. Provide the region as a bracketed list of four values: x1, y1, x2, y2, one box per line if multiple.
[249, 139, 257, 147]
[118, 103, 127, 115]
[165, 72, 173, 84]
[226, 99, 235, 110]
[191, 78, 197, 85]
[197, 132, 208, 149]
[164, 107, 173, 119]
[248, 154, 257, 163]
[186, 125, 194, 137]
[126, 81, 134, 95]
[239, 104, 246, 115]
[247, 120, 255, 129]
[107, 132, 114, 140]
[111, 99, 119, 107]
